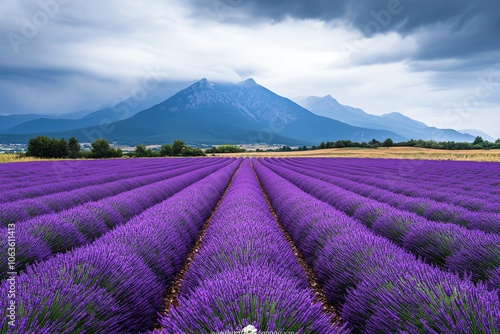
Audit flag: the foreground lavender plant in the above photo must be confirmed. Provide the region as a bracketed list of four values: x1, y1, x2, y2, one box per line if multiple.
[0, 158, 227, 225]
[253, 159, 500, 333]
[259, 158, 500, 284]
[0, 158, 191, 203]
[0, 158, 234, 278]
[158, 159, 345, 333]
[272, 158, 500, 234]
[0, 160, 240, 333]
[282, 158, 500, 213]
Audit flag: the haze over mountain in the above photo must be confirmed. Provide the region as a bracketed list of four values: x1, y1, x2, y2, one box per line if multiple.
[297, 95, 478, 142]
[458, 129, 496, 142]
[0, 79, 404, 146]
[1, 81, 193, 135]
[0, 110, 91, 133]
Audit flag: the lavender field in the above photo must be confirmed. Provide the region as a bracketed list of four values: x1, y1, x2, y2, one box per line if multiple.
[1, 157, 499, 333]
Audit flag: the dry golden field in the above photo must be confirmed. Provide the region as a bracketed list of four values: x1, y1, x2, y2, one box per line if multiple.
[0, 154, 45, 163]
[2, 147, 500, 163]
[0, 154, 86, 164]
[215, 147, 500, 162]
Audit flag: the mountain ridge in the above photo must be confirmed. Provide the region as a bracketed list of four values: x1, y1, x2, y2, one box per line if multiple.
[0, 79, 404, 145]
[297, 95, 477, 142]
[1, 81, 193, 135]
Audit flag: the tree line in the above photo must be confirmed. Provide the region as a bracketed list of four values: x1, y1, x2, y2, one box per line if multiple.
[205, 145, 246, 154]
[26, 135, 500, 158]
[26, 136, 123, 159]
[271, 136, 500, 152]
[26, 137, 206, 159]
[132, 140, 205, 157]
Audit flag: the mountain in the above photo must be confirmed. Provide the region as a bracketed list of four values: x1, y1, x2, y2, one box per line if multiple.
[0, 114, 47, 132]
[4, 103, 146, 135]
[0, 79, 404, 145]
[459, 129, 496, 142]
[0, 110, 95, 133]
[2, 81, 192, 135]
[297, 95, 476, 142]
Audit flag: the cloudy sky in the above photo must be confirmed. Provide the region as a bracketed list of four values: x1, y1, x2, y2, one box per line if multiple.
[1, 0, 499, 138]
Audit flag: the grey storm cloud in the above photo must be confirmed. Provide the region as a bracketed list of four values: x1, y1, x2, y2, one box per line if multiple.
[0, 0, 498, 138]
[0, 65, 102, 83]
[200, 0, 497, 34]
[194, 0, 500, 61]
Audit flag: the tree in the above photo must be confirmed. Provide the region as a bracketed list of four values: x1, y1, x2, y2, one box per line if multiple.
[27, 136, 52, 158]
[110, 147, 123, 158]
[135, 144, 148, 157]
[494, 139, 500, 149]
[159, 140, 206, 157]
[68, 137, 80, 158]
[160, 144, 172, 157]
[334, 141, 345, 148]
[26, 136, 69, 158]
[172, 139, 185, 156]
[181, 146, 205, 157]
[279, 146, 292, 152]
[473, 136, 484, 146]
[91, 139, 112, 158]
[382, 138, 394, 148]
[55, 138, 69, 158]
[205, 145, 246, 154]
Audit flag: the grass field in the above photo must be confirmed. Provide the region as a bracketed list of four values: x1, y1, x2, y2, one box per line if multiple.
[216, 147, 500, 162]
[0, 154, 43, 163]
[2, 147, 500, 163]
[0, 154, 86, 164]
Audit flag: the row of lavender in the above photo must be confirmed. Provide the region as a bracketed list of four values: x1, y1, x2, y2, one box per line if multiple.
[0, 158, 171, 190]
[0, 159, 125, 182]
[1, 159, 240, 333]
[155, 159, 345, 333]
[0, 158, 225, 225]
[253, 159, 500, 333]
[289, 158, 500, 206]
[260, 158, 500, 287]
[0, 158, 193, 203]
[313, 157, 500, 188]
[284, 158, 500, 213]
[0, 158, 233, 279]
[274, 158, 500, 233]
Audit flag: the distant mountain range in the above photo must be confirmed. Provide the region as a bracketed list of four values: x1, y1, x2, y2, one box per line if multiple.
[0, 79, 404, 145]
[0, 79, 491, 146]
[296, 95, 477, 142]
[458, 129, 496, 142]
[0, 110, 89, 133]
[0, 81, 192, 135]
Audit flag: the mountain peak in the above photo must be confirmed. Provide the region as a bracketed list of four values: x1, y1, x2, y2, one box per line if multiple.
[302, 95, 339, 104]
[381, 112, 426, 125]
[186, 78, 216, 93]
[303, 95, 342, 108]
[322, 94, 335, 100]
[239, 78, 258, 87]
[322, 95, 340, 104]
[194, 78, 210, 86]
